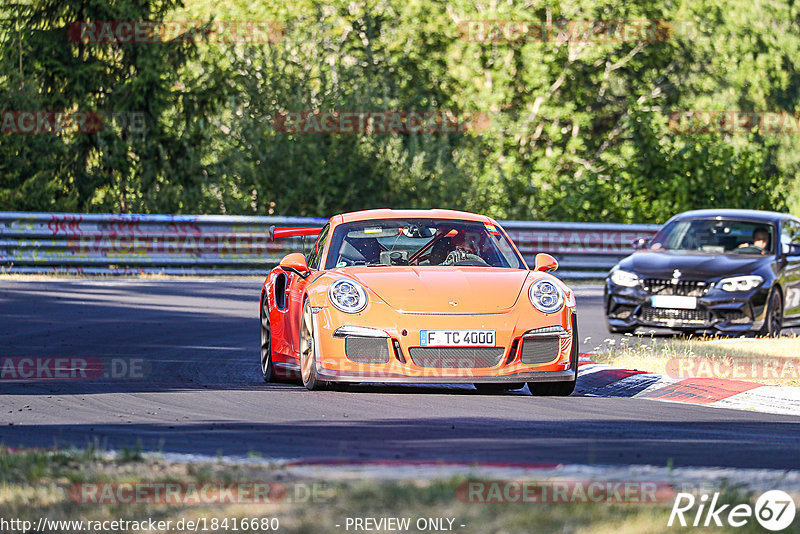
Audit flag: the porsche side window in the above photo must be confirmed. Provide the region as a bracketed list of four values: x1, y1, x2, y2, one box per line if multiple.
[306, 224, 329, 270]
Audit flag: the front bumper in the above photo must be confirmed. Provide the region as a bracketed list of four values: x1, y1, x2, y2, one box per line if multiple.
[315, 368, 576, 384]
[604, 281, 770, 332]
[310, 298, 577, 384]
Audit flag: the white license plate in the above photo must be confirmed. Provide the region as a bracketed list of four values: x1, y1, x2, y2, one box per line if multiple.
[651, 295, 697, 310]
[419, 330, 495, 347]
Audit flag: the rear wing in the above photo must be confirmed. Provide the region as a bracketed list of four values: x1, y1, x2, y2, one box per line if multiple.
[268, 226, 323, 240]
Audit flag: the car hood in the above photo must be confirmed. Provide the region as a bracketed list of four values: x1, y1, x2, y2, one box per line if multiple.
[341, 267, 529, 313]
[618, 251, 771, 279]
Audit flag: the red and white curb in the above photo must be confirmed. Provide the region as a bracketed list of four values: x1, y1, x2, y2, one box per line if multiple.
[576, 355, 800, 417]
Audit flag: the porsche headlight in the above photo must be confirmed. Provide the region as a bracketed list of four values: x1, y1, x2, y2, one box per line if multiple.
[610, 269, 640, 287]
[329, 278, 368, 313]
[529, 279, 564, 314]
[718, 275, 764, 292]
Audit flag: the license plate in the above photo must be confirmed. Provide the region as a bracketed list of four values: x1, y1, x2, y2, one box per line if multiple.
[419, 330, 495, 347]
[651, 295, 697, 310]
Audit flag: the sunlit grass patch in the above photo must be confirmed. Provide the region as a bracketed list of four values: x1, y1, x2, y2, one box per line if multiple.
[591, 334, 800, 386]
[0, 446, 780, 534]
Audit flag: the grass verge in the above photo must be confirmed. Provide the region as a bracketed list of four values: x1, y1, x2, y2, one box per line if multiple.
[0, 446, 790, 534]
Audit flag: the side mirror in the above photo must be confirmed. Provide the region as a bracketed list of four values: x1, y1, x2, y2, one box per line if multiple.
[534, 253, 558, 273]
[279, 253, 310, 278]
[632, 237, 651, 250]
[787, 243, 800, 256]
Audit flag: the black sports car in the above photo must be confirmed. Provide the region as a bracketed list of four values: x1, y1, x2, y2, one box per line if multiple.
[605, 209, 800, 336]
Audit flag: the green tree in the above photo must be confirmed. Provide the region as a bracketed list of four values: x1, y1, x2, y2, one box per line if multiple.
[0, 0, 227, 213]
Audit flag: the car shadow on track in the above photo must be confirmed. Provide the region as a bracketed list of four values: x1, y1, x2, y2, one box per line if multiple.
[2, 416, 800, 470]
[0, 282, 263, 395]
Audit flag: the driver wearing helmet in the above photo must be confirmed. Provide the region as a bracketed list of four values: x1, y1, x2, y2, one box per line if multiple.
[442, 231, 485, 265]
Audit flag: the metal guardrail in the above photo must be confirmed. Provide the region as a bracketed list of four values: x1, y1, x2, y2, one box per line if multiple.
[0, 212, 659, 279]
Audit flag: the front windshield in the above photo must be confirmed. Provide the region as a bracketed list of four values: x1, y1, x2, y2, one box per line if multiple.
[650, 219, 775, 255]
[324, 218, 526, 269]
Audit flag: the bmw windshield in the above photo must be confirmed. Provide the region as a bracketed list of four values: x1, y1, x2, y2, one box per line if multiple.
[649, 219, 776, 255]
[324, 218, 526, 269]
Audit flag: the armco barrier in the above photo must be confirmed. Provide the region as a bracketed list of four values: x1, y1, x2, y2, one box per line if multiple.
[0, 212, 659, 279]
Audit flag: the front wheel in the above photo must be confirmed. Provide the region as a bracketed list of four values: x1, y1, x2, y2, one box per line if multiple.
[607, 323, 636, 335]
[675, 328, 698, 337]
[300, 300, 326, 390]
[260, 296, 274, 383]
[530, 315, 578, 396]
[474, 383, 525, 394]
[757, 287, 783, 337]
[528, 380, 576, 396]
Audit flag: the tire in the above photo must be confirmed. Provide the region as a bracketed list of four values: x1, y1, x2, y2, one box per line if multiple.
[260, 295, 275, 383]
[607, 323, 636, 335]
[757, 287, 783, 337]
[528, 380, 576, 396]
[300, 299, 326, 390]
[529, 316, 578, 397]
[474, 383, 525, 393]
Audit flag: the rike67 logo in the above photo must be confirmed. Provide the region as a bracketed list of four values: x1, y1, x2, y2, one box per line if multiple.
[668, 490, 796, 531]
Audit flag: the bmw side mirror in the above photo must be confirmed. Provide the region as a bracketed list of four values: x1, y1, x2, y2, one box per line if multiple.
[534, 253, 558, 272]
[632, 237, 651, 250]
[279, 253, 311, 279]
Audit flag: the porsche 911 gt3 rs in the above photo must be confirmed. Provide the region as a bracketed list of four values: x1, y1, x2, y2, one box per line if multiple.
[260, 209, 578, 395]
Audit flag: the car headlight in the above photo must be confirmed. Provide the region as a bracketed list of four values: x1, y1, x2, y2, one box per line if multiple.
[610, 269, 640, 287]
[328, 278, 368, 313]
[718, 275, 764, 292]
[529, 279, 564, 314]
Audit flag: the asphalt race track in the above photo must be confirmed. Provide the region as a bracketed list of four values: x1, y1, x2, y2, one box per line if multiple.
[1, 279, 799, 469]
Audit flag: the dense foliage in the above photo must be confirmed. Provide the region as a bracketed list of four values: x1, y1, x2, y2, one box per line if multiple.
[1, 0, 798, 222]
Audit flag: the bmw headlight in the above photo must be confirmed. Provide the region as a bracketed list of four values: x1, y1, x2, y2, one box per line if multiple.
[718, 275, 764, 292]
[529, 279, 564, 314]
[329, 278, 368, 313]
[610, 269, 640, 287]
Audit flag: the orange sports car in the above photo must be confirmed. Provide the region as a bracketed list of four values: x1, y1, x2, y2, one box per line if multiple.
[260, 209, 578, 395]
